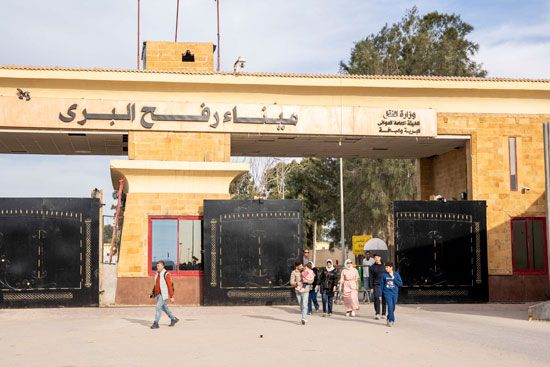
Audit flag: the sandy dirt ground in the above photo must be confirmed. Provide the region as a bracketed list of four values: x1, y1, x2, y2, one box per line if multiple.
[0, 303, 548, 367]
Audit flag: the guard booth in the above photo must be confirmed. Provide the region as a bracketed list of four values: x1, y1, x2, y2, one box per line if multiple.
[0, 198, 101, 308]
[394, 200, 489, 303]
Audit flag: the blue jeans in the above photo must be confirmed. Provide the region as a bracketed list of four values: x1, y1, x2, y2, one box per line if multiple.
[384, 292, 398, 322]
[295, 291, 309, 321]
[307, 288, 319, 314]
[321, 291, 334, 314]
[155, 295, 175, 323]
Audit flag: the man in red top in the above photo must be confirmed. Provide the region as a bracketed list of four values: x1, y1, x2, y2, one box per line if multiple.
[150, 261, 179, 329]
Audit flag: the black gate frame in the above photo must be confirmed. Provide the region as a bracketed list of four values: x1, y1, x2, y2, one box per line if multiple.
[203, 200, 303, 306]
[0, 198, 100, 308]
[394, 200, 488, 303]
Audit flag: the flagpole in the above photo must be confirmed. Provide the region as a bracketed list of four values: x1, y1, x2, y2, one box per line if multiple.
[216, 0, 221, 72]
[175, 0, 180, 42]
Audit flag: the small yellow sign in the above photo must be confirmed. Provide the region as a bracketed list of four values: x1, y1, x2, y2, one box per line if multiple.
[352, 235, 372, 255]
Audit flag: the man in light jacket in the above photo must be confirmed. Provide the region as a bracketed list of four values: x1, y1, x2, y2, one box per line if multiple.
[290, 261, 309, 325]
[150, 260, 179, 329]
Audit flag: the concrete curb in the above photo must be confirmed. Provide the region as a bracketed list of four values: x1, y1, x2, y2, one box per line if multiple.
[528, 301, 550, 321]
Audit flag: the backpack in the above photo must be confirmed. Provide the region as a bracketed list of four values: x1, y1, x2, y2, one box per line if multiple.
[163, 271, 175, 294]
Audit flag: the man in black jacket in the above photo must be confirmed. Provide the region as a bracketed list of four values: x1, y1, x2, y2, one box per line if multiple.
[369, 254, 387, 320]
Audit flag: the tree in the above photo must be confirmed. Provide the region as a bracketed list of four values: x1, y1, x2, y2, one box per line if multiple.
[103, 224, 113, 243]
[285, 158, 339, 248]
[340, 7, 486, 77]
[229, 172, 258, 199]
[334, 7, 486, 246]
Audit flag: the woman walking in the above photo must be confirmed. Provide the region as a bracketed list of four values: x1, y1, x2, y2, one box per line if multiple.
[318, 259, 338, 316]
[339, 259, 360, 317]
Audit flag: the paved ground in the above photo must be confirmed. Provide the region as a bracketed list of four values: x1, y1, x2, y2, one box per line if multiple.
[1, 303, 549, 367]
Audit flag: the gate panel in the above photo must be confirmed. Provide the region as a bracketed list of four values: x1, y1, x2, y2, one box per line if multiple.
[203, 200, 302, 305]
[0, 198, 100, 307]
[394, 201, 488, 303]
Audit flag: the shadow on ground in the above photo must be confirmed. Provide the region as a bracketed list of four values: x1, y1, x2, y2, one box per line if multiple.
[244, 314, 298, 325]
[124, 318, 151, 327]
[400, 303, 534, 321]
[269, 305, 300, 314]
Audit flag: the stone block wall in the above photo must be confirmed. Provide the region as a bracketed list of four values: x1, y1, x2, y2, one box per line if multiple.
[418, 113, 550, 301]
[143, 41, 214, 72]
[417, 146, 468, 200]
[118, 192, 228, 277]
[129, 131, 230, 162]
[437, 113, 548, 276]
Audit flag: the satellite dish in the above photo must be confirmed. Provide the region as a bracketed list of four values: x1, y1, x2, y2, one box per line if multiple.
[363, 238, 388, 251]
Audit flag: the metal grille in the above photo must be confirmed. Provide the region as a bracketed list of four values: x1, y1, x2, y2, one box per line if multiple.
[3, 292, 73, 301]
[84, 219, 92, 288]
[210, 219, 218, 287]
[407, 289, 468, 296]
[227, 289, 293, 299]
[220, 211, 300, 222]
[474, 222, 482, 284]
[396, 211, 472, 223]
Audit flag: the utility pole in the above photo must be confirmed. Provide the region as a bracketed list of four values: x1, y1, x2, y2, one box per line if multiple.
[340, 157, 346, 267]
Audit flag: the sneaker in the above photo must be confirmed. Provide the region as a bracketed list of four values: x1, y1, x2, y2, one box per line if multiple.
[375, 314, 380, 320]
[327, 313, 332, 317]
[169, 317, 179, 327]
[381, 314, 387, 319]
[345, 312, 351, 317]
[315, 308, 320, 313]
[351, 311, 356, 317]
[150, 322, 159, 329]
[390, 321, 395, 327]
[301, 319, 306, 325]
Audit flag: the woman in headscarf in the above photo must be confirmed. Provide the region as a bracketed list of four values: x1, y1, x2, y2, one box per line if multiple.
[339, 259, 360, 317]
[318, 259, 338, 316]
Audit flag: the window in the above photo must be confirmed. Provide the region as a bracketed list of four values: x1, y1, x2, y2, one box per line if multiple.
[149, 216, 203, 275]
[508, 137, 518, 191]
[511, 218, 547, 274]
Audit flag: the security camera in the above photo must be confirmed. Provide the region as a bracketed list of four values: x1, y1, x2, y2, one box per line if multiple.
[521, 186, 530, 193]
[233, 56, 247, 73]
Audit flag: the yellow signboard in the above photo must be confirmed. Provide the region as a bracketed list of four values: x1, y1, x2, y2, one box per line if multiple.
[352, 235, 372, 255]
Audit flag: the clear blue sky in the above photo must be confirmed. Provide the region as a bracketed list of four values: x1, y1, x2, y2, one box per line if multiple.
[1, 0, 549, 213]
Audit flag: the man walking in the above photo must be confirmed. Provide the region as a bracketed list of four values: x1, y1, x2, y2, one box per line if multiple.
[302, 249, 311, 266]
[290, 261, 309, 325]
[381, 262, 403, 327]
[369, 254, 387, 320]
[306, 261, 320, 315]
[362, 251, 375, 303]
[150, 260, 179, 329]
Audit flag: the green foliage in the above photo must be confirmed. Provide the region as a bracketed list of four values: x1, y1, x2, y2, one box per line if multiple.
[284, 158, 339, 247]
[103, 224, 113, 243]
[340, 7, 486, 77]
[228, 8, 485, 249]
[229, 173, 258, 199]
[338, 159, 416, 243]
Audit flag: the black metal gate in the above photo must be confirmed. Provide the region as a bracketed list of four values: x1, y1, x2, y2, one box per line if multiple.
[203, 200, 303, 305]
[394, 201, 488, 303]
[0, 198, 100, 307]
